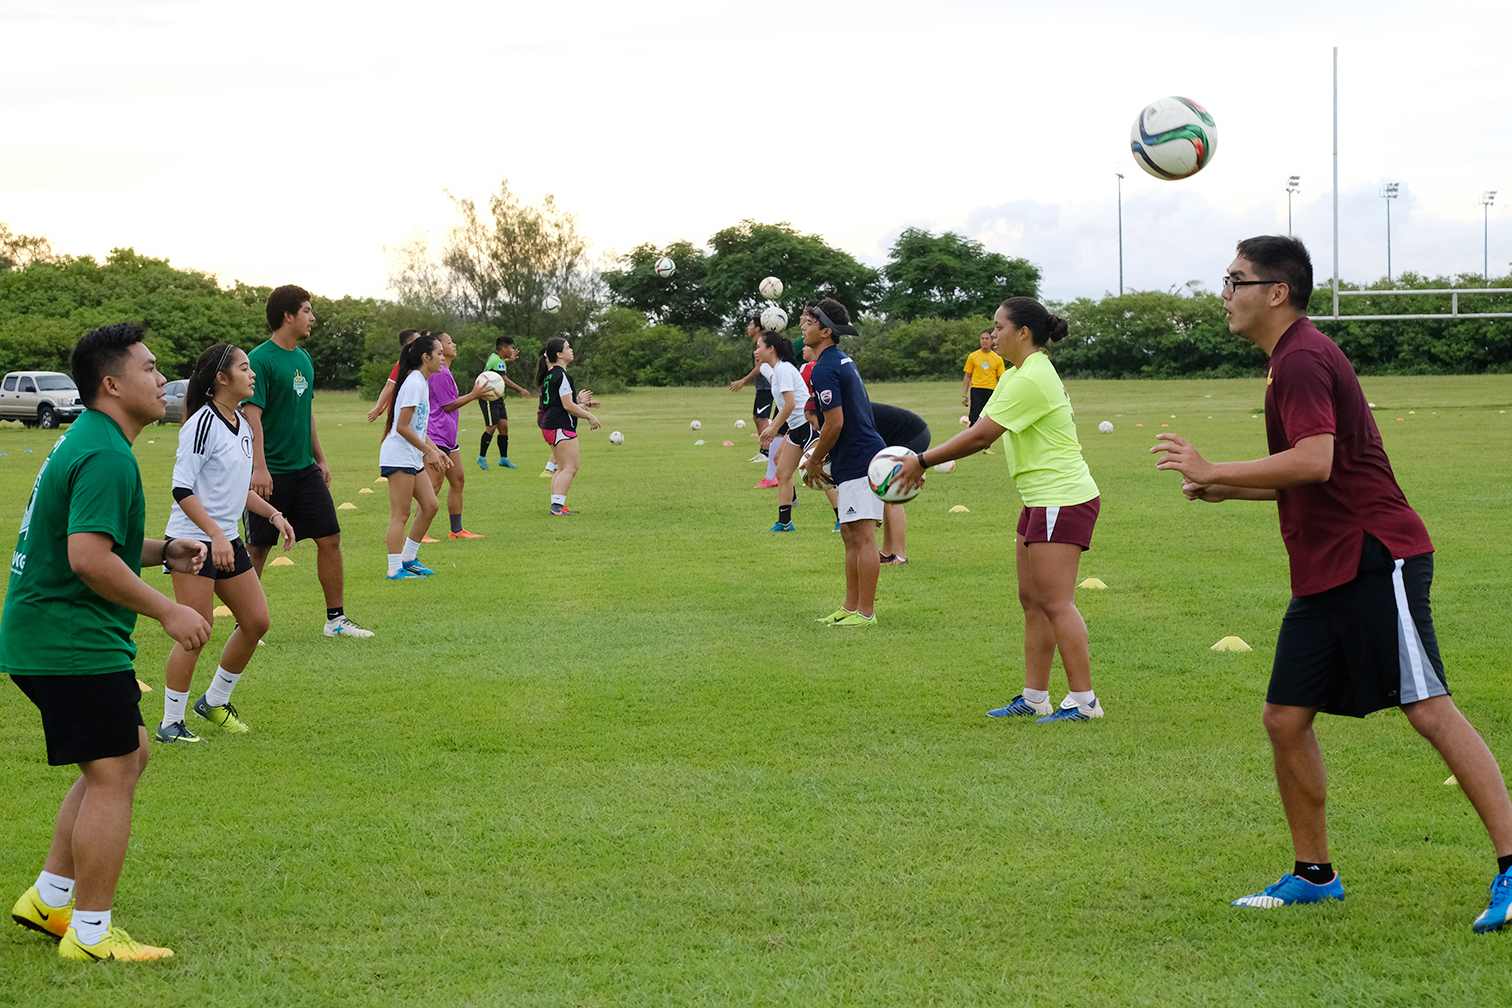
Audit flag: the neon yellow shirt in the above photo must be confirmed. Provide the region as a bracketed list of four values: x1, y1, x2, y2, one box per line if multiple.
[964, 349, 1006, 389]
[983, 352, 1098, 507]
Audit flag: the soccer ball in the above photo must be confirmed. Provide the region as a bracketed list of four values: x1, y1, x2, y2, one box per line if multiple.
[543, 294, 561, 314]
[1131, 96, 1217, 180]
[959, 415, 969, 426]
[799, 444, 835, 489]
[1098, 420, 1114, 433]
[476, 372, 506, 401]
[761, 305, 788, 332]
[690, 420, 701, 430]
[654, 256, 676, 278]
[868, 446, 922, 504]
[735, 419, 746, 429]
[759, 276, 784, 300]
[609, 431, 624, 445]
[934, 458, 956, 474]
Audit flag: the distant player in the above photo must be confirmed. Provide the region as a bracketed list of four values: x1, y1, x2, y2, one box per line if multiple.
[380, 334, 448, 578]
[1152, 235, 1512, 929]
[536, 337, 600, 516]
[244, 286, 372, 637]
[754, 332, 812, 531]
[478, 335, 531, 470]
[6, 323, 211, 961]
[962, 329, 1005, 427]
[364, 329, 421, 422]
[894, 297, 1104, 723]
[869, 403, 930, 564]
[730, 313, 776, 466]
[428, 332, 488, 538]
[159, 343, 295, 744]
[801, 299, 886, 627]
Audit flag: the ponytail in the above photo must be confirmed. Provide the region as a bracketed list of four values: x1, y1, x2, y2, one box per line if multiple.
[384, 334, 441, 436]
[535, 336, 568, 386]
[758, 331, 795, 366]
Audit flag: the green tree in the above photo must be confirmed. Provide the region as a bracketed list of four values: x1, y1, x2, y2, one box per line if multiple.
[878, 228, 1040, 321]
[1051, 287, 1264, 379]
[602, 241, 721, 330]
[703, 221, 881, 325]
[0, 222, 54, 273]
[852, 315, 993, 382]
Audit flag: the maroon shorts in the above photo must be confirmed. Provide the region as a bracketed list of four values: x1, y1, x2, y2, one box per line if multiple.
[541, 427, 577, 447]
[1017, 496, 1099, 551]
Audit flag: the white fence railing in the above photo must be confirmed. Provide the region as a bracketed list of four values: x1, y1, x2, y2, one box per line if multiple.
[1312, 288, 1512, 322]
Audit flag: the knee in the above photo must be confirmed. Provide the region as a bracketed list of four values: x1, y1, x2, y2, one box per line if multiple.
[1404, 696, 1462, 740]
[239, 610, 271, 639]
[1262, 703, 1313, 741]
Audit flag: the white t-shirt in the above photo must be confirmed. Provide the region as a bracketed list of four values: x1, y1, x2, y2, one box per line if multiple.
[379, 371, 431, 470]
[166, 404, 254, 541]
[768, 360, 810, 430]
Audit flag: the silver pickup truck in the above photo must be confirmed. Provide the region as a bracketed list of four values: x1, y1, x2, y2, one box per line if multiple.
[0, 371, 85, 429]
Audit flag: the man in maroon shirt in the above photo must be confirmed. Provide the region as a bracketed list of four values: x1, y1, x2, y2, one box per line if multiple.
[1151, 235, 1512, 931]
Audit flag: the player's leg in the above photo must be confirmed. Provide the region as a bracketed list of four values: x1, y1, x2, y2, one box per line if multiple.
[839, 520, 880, 620]
[477, 400, 494, 469]
[771, 435, 800, 529]
[1015, 535, 1056, 694]
[160, 570, 216, 741]
[497, 413, 515, 468]
[550, 436, 580, 513]
[444, 450, 477, 536]
[193, 568, 271, 734]
[406, 466, 440, 545]
[1020, 539, 1103, 722]
[1404, 695, 1512, 853]
[385, 470, 416, 574]
[880, 502, 906, 561]
[1262, 702, 1330, 863]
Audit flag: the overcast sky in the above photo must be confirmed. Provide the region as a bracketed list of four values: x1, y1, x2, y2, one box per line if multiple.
[3, 0, 1509, 307]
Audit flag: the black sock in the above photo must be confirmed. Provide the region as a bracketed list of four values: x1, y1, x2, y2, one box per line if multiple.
[760, 448, 769, 457]
[480, 433, 493, 456]
[1294, 861, 1334, 885]
[1498, 854, 1512, 875]
[327, 607, 343, 621]
[832, 507, 840, 520]
[779, 505, 792, 524]
[450, 513, 462, 534]
[500, 435, 509, 459]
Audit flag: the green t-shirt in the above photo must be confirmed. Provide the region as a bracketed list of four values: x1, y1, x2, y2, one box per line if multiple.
[484, 353, 509, 375]
[983, 352, 1099, 507]
[0, 410, 145, 675]
[246, 339, 315, 473]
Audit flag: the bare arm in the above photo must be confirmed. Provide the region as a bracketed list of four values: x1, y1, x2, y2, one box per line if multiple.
[961, 370, 972, 405]
[243, 403, 272, 497]
[502, 375, 532, 397]
[443, 381, 485, 413]
[1151, 432, 1334, 490]
[763, 390, 796, 448]
[729, 364, 760, 392]
[366, 380, 397, 422]
[561, 392, 600, 430]
[310, 411, 330, 485]
[395, 405, 448, 470]
[72, 532, 210, 648]
[893, 416, 1008, 491]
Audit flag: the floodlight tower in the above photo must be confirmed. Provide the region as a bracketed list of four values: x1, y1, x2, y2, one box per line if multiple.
[1286, 176, 1301, 235]
[1115, 171, 1125, 296]
[1381, 182, 1400, 282]
[1481, 191, 1497, 281]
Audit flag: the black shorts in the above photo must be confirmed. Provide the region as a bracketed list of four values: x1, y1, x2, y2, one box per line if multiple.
[11, 670, 144, 766]
[968, 387, 994, 424]
[1269, 533, 1448, 718]
[478, 398, 507, 425]
[171, 537, 254, 580]
[245, 463, 340, 547]
[784, 421, 820, 451]
[900, 428, 931, 456]
[753, 389, 774, 420]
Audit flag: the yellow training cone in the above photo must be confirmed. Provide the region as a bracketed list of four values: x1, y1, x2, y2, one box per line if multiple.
[137, 678, 152, 693]
[1446, 775, 1459, 786]
[949, 505, 971, 513]
[212, 605, 232, 617]
[270, 556, 295, 566]
[1079, 578, 1108, 589]
[374, 477, 388, 483]
[338, 502, 357, 509]
[359, 487, 374, 493]
[1211, 636, 1252, 652]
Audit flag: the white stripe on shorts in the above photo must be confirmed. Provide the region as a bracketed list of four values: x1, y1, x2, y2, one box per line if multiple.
[1391, 558, 1435, 704]
[1044, 506, 1061, 540]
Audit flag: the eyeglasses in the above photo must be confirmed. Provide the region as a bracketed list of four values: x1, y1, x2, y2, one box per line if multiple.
[1221, 276, 1283, 294]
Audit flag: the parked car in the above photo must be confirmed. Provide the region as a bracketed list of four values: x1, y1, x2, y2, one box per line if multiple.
[161, 380, 189, 424]
[0, 371, 84, 429]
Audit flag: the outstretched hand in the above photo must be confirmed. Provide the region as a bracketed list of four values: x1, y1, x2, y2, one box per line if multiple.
[1150, 432, 1214, 485]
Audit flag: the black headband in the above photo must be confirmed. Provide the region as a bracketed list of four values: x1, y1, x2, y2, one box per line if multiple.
[810, 306, 858, 338]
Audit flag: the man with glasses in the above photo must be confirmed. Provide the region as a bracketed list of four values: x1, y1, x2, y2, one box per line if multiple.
[1151, 235, 1512, 932]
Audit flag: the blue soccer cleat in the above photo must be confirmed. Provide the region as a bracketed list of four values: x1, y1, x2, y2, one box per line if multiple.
[1231, 872, 1345, 908]
[386, 568, 425, 580]
[988, 694, 1054, 718]
[1036, 699, 1104, 722]
[498, 457, 518, 468]
[401, 559, 435, 576]
[769, 522, 795, 532]
[1474, 869, 1512, 933]
[476, 455, 489, 471]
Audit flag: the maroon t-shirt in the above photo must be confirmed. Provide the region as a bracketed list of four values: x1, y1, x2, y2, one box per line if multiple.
[1264, 318, 1432, 596]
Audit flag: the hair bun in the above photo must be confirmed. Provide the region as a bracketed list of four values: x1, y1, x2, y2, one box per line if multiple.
[1048, 315, 1070, 342]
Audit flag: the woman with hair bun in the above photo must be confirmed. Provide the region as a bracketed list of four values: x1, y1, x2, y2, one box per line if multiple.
[893, 297, 1105, 723]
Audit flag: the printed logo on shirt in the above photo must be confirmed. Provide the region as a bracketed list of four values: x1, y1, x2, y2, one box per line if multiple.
[1266, 369, 1274, 386]
[819, 389, 833, 405]
[292, 369, 309, 397]
[239, 434, 253, 458]
[846, 506, 856, 514]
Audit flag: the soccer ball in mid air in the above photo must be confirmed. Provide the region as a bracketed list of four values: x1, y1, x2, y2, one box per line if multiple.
[475, 372, 506, 401]
[761, 305, 788, 332]
[609, 431, 624, 445]
[690, 420, 701, 430]
[868, 447, 922, 504]
[543, 295, 561, 314]
[1098, 421, 1114, 433]
[654, 257, 676, 278]
[1131, 96, 1217, 180]
[759, 276, 783, 300]
[735, 419, 746, 429]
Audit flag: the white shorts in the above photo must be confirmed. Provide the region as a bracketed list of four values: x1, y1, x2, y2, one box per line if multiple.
[836, 477, 884, 524]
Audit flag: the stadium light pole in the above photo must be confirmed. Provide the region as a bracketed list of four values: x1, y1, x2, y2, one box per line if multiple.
[1482, 191, 1497, 281]
[1286, 176, 1301, 235]
[1115, 172, 1125, 296]
[1381, 182, 1399, 282]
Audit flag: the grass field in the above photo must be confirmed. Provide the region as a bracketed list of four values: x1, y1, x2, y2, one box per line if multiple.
[1, 374, 1510, 1007]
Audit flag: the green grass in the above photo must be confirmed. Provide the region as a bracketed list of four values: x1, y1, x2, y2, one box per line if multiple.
[1, 375, 1510, 1006]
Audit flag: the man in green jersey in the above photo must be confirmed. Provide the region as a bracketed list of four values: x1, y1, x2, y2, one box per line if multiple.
[244, 285, 372, 637]
[5, 323, 211, 961]
[477, 335, 532, 470]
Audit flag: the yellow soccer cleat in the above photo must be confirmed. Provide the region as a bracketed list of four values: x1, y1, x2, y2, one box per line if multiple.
[59, 925, 174, 961]
[194, 696, 250, 733]
[12, 886, 71, 940]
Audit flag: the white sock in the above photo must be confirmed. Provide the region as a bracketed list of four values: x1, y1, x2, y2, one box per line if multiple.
[72, 908, 110, 945]
[546, 461, 558, 472]
[401, 538, 421, 562]
[765, 452, 779, 480]
[1022, 688, 1050, 706]
[162, 688, 189, 728]
[204, 666, 240, 707]
[387, 553, 403, 575]
[35, 870, 74, 908]
[1067, 689, 1096, 710]
[551, 494, 566, 506]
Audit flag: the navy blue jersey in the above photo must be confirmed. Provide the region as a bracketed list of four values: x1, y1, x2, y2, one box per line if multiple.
[809, 345, 885, 483]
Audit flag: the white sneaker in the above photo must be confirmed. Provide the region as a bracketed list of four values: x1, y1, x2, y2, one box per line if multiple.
[748, 454, 765, 463]
[324, 615, 374, 638]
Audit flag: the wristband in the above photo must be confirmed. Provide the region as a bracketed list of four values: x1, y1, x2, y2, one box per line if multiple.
[919, 454, 933, 470]
[162, 536, 173, 567]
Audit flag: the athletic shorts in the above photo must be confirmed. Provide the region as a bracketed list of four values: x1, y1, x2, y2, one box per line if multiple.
[478, 398, 507, 425]
[784, 421, 820, 451]
[11, 670, 144, 766]
[900, 428, 931, 456]
[542, 428, 577, 447]
[379, 465, 422, 477]
[753, 389, 774, 420]
[434, 441, 459, 455]
[170, 537, 253, 581]
[968, 387, 994, 424]
[836, 476, 884, 524]
[1017, 496, 1099, 551]
[1268, 533, 1447, 718]
[246, 464, 340, 547]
